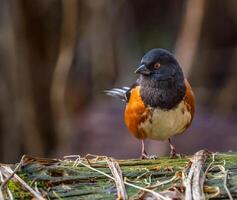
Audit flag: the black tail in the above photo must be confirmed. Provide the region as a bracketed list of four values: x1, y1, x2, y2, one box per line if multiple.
[104, 87, 130, 102]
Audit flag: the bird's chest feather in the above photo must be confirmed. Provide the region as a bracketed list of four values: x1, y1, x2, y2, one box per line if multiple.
[138, 100, 192, 140]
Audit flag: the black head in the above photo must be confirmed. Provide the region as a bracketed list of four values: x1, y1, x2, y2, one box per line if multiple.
[135, 48, 186, 109]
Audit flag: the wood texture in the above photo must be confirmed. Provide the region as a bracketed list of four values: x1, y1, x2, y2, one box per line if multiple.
[0, 152, 237, 199]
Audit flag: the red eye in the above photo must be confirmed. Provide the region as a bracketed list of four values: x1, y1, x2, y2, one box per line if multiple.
[154, 63, 160, 69]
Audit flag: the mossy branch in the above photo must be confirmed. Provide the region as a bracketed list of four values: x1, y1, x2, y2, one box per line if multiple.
[0, 150, 237, 199]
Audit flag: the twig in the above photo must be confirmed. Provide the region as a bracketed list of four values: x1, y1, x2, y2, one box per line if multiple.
[53, 190, 64, 200]
[206, 158, 233, 200]
[204, 153, 216, 177]
[192, 151, 208, 200]
[7, 187, 14, 200]
[184, 150, 209, 200]
[223, 170, 233, 200]
[64, 155, 170, 200]
[106, 158, 128, 200]
[0, 155, 25, 190]
[135, 170, 150, 180]
[0, 166, 45, 200]
[183, 165, 192, 200]
[0, 171, 13, 200]
[0, 172, 13, 200]
[201, 153, 216, 198]
[0, 171, 5, 200]
[147, 172, 180, 189]
[0, 155, 25, 200]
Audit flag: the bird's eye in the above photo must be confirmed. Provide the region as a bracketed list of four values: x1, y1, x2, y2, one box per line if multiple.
[154, 63, 161, 69]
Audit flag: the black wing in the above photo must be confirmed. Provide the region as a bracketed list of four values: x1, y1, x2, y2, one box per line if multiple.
[104, 81, 139, 103]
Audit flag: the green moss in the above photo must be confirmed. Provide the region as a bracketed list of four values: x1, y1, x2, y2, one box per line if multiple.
[7, 180, 32, 199]
[2, 153, 237, 199]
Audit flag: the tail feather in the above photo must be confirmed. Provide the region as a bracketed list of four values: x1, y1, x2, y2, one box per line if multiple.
[104, 87, 129, 102]
[122, 86, 130, 90]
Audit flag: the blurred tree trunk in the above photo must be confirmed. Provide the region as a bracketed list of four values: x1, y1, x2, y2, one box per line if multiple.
[51, 0, 78, 155]
[0, 0, 22, 162]
[14, 0, 62, 156]
[0, 0, 63, 162]
[217, 2, 237, 114]
[175, 0, 206, 77]
[8, 0, 45, 156]
[218, 48, 237, 113]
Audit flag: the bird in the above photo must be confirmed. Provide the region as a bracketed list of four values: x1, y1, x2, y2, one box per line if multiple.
[105, 48, 195, 159]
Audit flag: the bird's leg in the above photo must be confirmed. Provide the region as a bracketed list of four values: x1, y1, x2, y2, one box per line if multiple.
[168, 138, 181, 158]
[140, 139, 148, 159]
[140, 140, 157, 159]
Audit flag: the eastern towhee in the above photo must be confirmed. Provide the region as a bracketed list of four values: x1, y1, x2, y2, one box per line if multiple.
[105, 48, 195, 158]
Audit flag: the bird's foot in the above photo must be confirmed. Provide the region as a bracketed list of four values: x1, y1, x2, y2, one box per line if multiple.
[140, 153, 158, 160]
[140, 140, 157, 159]
[169, 149, 183, 159]
[168, 138, 183, 159]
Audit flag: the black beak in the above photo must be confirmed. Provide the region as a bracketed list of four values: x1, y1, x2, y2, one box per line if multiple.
[134, 64, 150, 75]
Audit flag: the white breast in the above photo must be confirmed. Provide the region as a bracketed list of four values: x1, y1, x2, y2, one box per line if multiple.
[138, 101, 191, 141]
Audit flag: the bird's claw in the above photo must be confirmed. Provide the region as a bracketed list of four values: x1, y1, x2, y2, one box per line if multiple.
[140, 153, 158, 160]
[169, 150, 183, 159]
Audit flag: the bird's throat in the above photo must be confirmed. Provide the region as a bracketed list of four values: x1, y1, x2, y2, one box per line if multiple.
[140, 80, 186, 109]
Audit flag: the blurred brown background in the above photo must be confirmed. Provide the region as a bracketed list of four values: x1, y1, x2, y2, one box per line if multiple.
[0, 0, 237, 163]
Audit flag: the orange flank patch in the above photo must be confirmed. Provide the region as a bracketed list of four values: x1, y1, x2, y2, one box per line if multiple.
[184, 79, 195, 125]
[124, 86, 149, 139]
